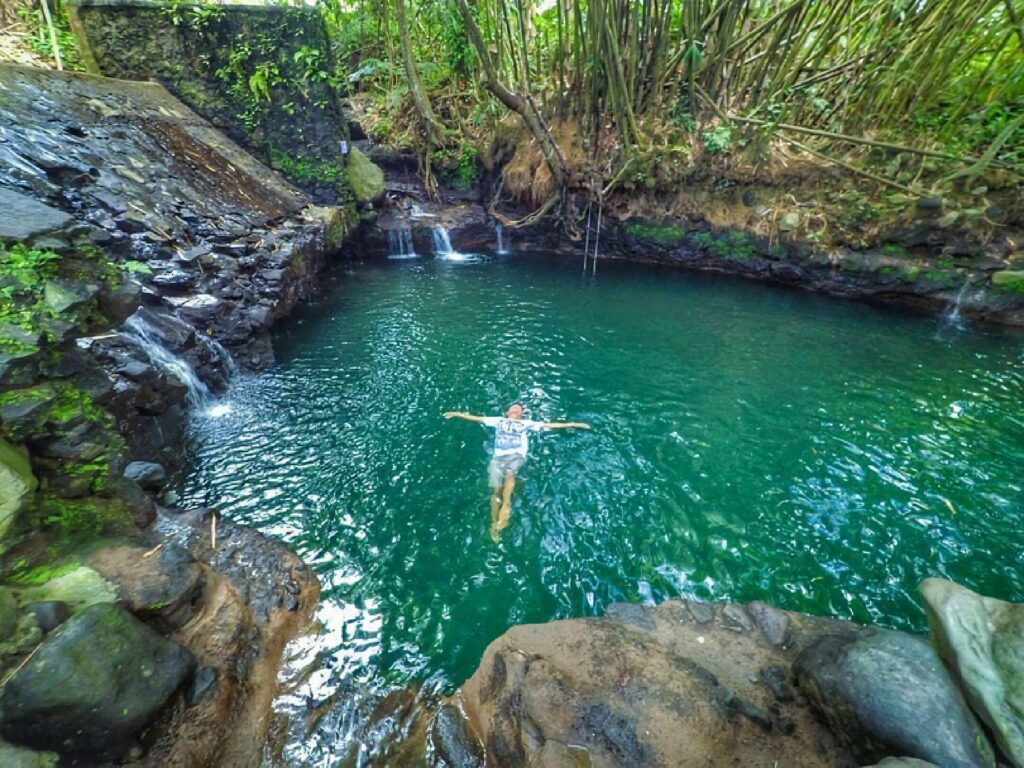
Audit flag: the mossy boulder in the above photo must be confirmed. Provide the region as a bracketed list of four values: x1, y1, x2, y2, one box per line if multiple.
[0, 739, 57, 768]
[991, 270, 1024, 292]
[0, 602, 195, 760]
[14, 565, 117, 612]
[344, 147, 385, 204]
[0, 439, 37, 549]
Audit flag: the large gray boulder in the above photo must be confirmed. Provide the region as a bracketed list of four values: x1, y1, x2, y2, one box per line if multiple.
[921, 578, 1024, 767]
[794, 628, 994, 766]
[0, 602, 196, 760]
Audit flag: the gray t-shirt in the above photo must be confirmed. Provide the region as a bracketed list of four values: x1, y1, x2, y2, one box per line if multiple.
[482, 416, 545, 457]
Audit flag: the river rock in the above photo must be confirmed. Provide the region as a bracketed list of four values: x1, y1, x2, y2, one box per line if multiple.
[430, 702, 484, 768]
[863, 760, 938, 768]
[0, 586, 19, 639]
[23, 601, 70, 634]
[793, 629, 994, 766]
[0, 188, 73, 241]
[87, 542, 203, 630]
[0, 602, 196, 760]
[920, 579, 1024, 767]
[123, 460, 167, 489]
[0, 439, 37, 548]
[14, 565, 118, 612]
[0, 739, 57, 768]
[457, 599, 861, 767]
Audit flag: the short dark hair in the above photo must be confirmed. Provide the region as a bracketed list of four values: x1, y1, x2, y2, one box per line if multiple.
[507, 402, 523, 410]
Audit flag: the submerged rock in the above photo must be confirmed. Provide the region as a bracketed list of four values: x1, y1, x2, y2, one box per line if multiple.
[0, 602, 195, 760]
[921, 579, 1024, 767]
[794, 629, 994, 766]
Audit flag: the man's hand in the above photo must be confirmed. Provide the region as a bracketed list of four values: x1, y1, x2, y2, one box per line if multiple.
[443, 411, 461, 419]
[573, 422, 592, 430]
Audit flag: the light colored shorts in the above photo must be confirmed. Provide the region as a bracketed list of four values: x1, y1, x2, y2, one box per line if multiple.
[489, 454, 526, 487]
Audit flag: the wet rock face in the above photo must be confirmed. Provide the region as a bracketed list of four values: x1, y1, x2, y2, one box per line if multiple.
[1, 64, 352, 465]
[921, 579, 1024, 767]
[456, 599, 862, 768]
[794, 629, 995, 766]
[0, 602, 196, 761]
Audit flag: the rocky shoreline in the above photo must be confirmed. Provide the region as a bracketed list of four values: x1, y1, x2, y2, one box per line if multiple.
[1, 61, 1023, 768]
[0, 64, 349, 766]
[365, 196, 1024, 329]
[432, 578, 1024, 768]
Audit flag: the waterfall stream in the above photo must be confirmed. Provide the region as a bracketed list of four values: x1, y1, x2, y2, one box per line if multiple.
[123, 314, 213, 410]
[387, 228, 417, 259]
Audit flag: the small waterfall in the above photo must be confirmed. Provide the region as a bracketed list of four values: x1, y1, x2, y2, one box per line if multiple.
[200, 334, 239, 378]
[123, 314, 212, 409]
[410, 204, 435, 219]
[432, 226, 455, 256]
[943, 279, 972, 330]
[495, 223, 509, 254]
[387, 228, 417, 259]
[432, 225, 485, 263]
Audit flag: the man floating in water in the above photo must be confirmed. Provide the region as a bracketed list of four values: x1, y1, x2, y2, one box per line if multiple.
[443, 403, 591, 542]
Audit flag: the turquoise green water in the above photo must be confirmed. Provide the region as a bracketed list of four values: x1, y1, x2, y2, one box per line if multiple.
[176, 255, 1023, 758]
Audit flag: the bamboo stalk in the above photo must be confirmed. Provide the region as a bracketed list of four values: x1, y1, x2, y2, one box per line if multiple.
[39, 0, 63, 71]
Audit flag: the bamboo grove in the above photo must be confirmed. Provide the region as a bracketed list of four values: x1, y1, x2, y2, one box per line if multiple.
[328, 0, 1024, 214]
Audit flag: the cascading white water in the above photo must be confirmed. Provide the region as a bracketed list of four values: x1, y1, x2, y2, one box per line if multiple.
[944, 279, 972, 330]
[495, 223, 509, 254]
[432, 226, 454, 255]
[123, 314, 212, 409]
[431, 225, 485, 263]
[387, 228, 417, 259]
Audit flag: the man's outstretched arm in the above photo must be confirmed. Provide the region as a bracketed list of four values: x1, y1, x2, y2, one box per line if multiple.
[443, 411, 486, 423]
[543, 421, 591, 430]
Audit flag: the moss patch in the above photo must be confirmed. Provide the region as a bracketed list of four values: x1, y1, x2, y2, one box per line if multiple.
[344, 147, 385, 204]
[625, 222, 685, 246]
[992, 270, 1024, 292]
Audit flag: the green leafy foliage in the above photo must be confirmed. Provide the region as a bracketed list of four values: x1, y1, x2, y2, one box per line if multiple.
[701, 126, 733, 156]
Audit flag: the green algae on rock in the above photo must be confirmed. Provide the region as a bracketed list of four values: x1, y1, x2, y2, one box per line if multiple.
[344, 146, 385, 204]
[0, 602, 195, 760]
[0, 440, 36, 549]
[921, 579, 1024, 768]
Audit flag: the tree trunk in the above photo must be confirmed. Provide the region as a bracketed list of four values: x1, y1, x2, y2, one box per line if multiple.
[453, 0, 568, 192]
[395, 0, 444, 148]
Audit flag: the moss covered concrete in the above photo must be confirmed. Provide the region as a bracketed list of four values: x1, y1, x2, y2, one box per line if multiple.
[67, 0, 349, 204]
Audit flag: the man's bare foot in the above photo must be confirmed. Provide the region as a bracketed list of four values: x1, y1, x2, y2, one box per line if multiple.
[490, 525, 501, 543]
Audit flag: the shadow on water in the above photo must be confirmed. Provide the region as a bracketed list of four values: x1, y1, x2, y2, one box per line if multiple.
[175, 254, 1024, 766]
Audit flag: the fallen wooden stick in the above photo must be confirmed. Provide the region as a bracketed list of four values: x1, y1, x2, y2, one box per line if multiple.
[143, 542, 165, 558]
[210, 513, 217, 550]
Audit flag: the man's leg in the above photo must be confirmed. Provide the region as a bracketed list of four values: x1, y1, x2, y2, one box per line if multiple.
[490, 486, 502, 526]
[491, 470, 516, 540]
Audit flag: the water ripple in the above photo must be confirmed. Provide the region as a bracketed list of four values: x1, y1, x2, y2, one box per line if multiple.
[173, 257, 1024, 765]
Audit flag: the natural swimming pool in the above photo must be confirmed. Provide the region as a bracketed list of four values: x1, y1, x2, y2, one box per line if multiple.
[174, 253, 1024, 762]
